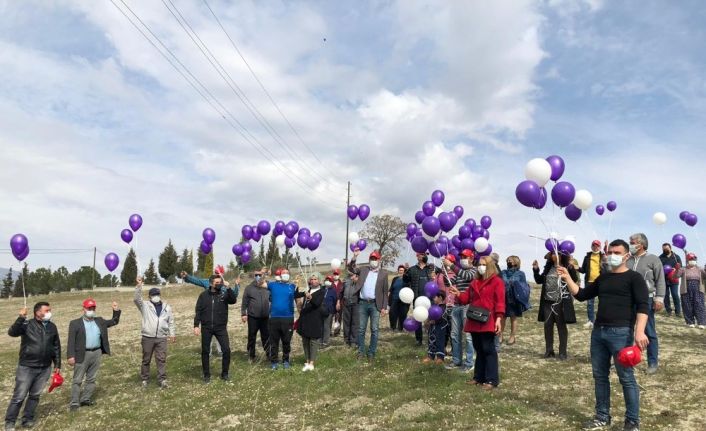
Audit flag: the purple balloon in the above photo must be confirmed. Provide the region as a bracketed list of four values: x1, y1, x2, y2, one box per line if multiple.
[202, 228, 216, 245]
[104, 253, 119, 272]
[129, 214, 143, 232]
[297, 234, 310, 248]
[312, 232, 323, 242]
[460, 238, 475, 251]
[308, 237, 321, 251]
[350, 243, 357, 252]
[232, 244, 244, 256]
[458, 225, 472, 240]
[471, 225, 484, 240]
[685, 213, 698, 227]
[358, 204, 371, 221]
[242, 225, 254, 240]
[551, 181, 576, 208]
[480, 216, 492, 230]
[515, 180, 542, 208]
[464, 218, 476, 228]
[453, 205, 464, 219]
[299, 228, 312, 237]
[257, 220, 271, 236]
[283, 223, 297, 239]
[422, 216, 441, 237]
[275, 220, 285, 231]
[252, 231, 262, 242]
[479, 244, 493, 257]
[679, 211, 690, 221]
[428, 304, 443, 320]
[663, 264, 673, 275]
[357, 239, 367, 251]
[200, 240, 212, 254]
[243, 242, 252, 252]
[403, 317, 421, 332]
[9, 234, 28, 255]
[407, 223, 418, 237]
[559, 240, 575, 255]
[437, 235, 449, 245]
[565, 204, 582, 222]
[546, 155, 565, 181]
[411, 236, 428, 253]
[535, 187, 548, 210]
[289, 221, 300, 233]
[431, 190, 445, 207]
[607, 201, 617, 212]
[595, 205, 605, 216]
[672, 234, 687, 249]
[415, 211, 425, 224]
[422, 201, 435, 217]
[428, 241, 442, 258]
[241, 250, 251, 264]
[121, 229, 133, 244]
[439, 212, 455, 233]
[284, 237, 295, 249]
[482, 229, 490, 240]
[14, 246, 29, 262]
[414, 230, 423, 237]
[347, 205, 359, 220]
[452, 235, 462, 249]
[424, 281, 440, 298]
[545, 238, 558, 252]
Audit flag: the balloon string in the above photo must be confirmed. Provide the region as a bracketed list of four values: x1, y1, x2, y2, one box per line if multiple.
[693, 229, 706, 261]
[607, 212, 614, 244]
[19, 259, 26, 308]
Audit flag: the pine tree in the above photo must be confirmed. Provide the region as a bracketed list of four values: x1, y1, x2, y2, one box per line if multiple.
[14, 263, 30, 297]
[258, 241, 266, 266]
[1, 268, 13, 298]
[121, 248, 138, 286]
[144, 259, 160, 285]
[265, 234, 281, 268]
[158, 240, 179, 282]
[197, 248, 206, 275]
[51, 266, 70, 292]
[177, 248, 193, 275]
[71, 266, 100, 290]
[203, 252, 214, 278]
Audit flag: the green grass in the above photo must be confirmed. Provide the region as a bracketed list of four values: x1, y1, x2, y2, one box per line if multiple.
[0, 285, 704, 430]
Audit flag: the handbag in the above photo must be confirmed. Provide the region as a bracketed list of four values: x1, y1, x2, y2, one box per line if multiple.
[466, 305, 490, 323]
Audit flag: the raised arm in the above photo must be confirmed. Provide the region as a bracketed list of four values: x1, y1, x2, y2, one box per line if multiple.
[183, 274, 211, 290]
[134, 277, 144, 311]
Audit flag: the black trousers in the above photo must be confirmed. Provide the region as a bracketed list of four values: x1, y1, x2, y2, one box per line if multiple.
[472, 332, 499, 386]
[247, 316, 270, 360]
[542, 301, 568, 355]
[201, 326, 230, 378]
[268, 318, 294, 363]
[389, 299, 409, 330]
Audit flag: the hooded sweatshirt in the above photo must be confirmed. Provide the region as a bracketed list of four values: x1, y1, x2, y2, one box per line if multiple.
[626, 253, 666, 300]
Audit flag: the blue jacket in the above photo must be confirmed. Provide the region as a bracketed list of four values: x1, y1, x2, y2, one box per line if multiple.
[184, 274, 239, 299]
[323, 287, 337, 315]
[268, 281, 304, 318]
[389, 276, 405, 303]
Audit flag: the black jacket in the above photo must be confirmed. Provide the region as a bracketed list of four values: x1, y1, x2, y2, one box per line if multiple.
[579, 252, 608, 282]
[296, 288, 326, 339]
[534, 264, 578, 324]
[67, 310, 121, 364]
[403, 264, 435, 298]
[241, 282, 271, 318]
[194, 288, 238, 329]
[8, 317, 61, 369]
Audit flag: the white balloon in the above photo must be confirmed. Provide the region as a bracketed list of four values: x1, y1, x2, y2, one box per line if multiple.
[414, 296, 431, 310]
[573, 189, 593, 210]
[653, 212, 667, 225]
[330, 258, 342, 270]
[348, 232, 359, 244]
[399, 287, 414, 304]
[412, 306, 429, 322]
[275, 236, 286, 247]
[524, 158, 552, 187]
[474, 237, 489, 253]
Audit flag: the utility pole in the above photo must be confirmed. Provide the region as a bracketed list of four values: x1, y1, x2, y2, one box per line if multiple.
[344, 181, 351, 266]
[91, 247, 96, 289]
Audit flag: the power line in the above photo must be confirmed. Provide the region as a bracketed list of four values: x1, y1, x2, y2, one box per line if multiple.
[109, 0, 343, 207]
[165, 0, 342, 193]
[202, 0, 343, 181]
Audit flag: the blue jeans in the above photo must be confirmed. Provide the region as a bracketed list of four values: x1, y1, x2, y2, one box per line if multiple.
[587, 298, 595, 322]
[358, 301, 380, 357]
[4, 365, 51, 426]
[663, 282, 681, 315]
[590, 326, 639, 424]
[449, 306, 474, 367]
[645, 297, 659, 367]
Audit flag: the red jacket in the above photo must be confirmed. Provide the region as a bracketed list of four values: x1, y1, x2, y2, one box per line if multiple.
[457, 274, 505, 333]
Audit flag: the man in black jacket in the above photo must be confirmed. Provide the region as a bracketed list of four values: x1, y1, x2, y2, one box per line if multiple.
[194, 274, 238, 382]
[67, 298, 120, 411]
[659, 243, 683, 317]
[403, 253, 436, 346]
[240, 270, 271, 363]
[4, 302, 61, 430]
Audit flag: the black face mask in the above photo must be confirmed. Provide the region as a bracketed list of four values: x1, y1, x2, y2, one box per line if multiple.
[421, 256, 428, 264]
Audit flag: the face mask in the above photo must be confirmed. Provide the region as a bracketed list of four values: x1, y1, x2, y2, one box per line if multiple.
[324, 281, 332, 287]
[281, 274, 290, 282]
[688, 260, 697, 267]
[255, 275, 262, 282]
[477, 265, 487, 275]
[629, 244, 639, 255]
[275, 276, 281, 281]
[150, 296, 161, 304]
[460, 259, 471, 269]
[607, 254, 625, 268]
[369, 260, 379, 269]
[84, 310, 96, 318]
[334, 275, 340, 281]
[662, 249, 670, 255]
[42, 312, 52, 322]
[592, 249, 600, 254]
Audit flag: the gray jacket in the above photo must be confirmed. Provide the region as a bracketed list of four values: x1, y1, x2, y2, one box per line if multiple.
[134, 286, 175, 338]
[627, 253, 666, 301]
[241, 282, 271, 318]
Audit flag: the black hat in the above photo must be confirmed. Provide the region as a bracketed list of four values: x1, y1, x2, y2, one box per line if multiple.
[148, 287, 161, 297]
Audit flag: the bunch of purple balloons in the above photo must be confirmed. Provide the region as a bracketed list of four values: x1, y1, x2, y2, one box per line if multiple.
[233, 219, 323, 264]
[679, 211, 699, 227]
[120, 213, 143, 245]
[200, 228, 216, 255]
[347, 204, 371, 221]
[9, 234, 30, 262]
[595, 201, 617, 216]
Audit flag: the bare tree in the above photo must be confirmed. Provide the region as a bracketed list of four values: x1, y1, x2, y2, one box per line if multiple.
[359, 214, 407, 267]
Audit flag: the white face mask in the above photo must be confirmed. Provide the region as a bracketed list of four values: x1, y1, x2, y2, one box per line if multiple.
[477, 265, 487, 275]
[42, 312, 52, 322]
[607, 254, 625, 268]
[333, 275, 340, 281]
[281, 273, 290, 282]
[84, 310, 96, 318]
[460, 259, 471, 269]
[688, 260, 698, 267]
[369, 260, 379, 269]
[150, 296, 161, 304]
[629, 244, 640, 255]
[324, 281, 332, 287]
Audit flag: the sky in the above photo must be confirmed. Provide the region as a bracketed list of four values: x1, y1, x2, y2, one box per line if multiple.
[1, 0, 705, 276]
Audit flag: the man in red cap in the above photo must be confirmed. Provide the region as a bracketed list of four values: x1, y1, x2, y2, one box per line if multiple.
[403, 252, 437, 346]
[67, 298, 120, 411]
[558, 239, 648, 431]
[577, 240, 608, 328]
[348, 249, 389, 362]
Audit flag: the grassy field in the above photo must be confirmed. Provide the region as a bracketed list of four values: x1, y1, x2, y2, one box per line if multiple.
[0, 281, 704, 431]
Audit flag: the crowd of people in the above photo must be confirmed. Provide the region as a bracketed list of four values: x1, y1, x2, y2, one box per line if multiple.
[4, 232, 706, 431]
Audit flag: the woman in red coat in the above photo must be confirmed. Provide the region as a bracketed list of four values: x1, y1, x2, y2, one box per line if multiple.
[450, 255, 505, 389]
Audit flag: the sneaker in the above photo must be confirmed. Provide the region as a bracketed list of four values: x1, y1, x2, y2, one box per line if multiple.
[271, 362, 279, 371]
[5, 423, 15, 431]
[69, 404, 79, 412]
[583, 321, 594, 329]
[283, 361, 291, 370]
[159, 380, 169, 389]
[302, 364, 312, 372]
[79, 400, 95, 407]
[699, 325, 706, 329]
[220, 374, 230, 381]
[557, 353, 568, 361]
[543, 351, 556, 359]
[461, 365, 474, 373]
[141, 380, 148, 389]
[645, 366, 658, 375]
[582, 417, 611, 430]
[623, 420, 639, 431]
[688, 324, 696, 328]
[203, 375, 211, 384]
[445, 363, 461, 370]
[20, 421, 34, 429]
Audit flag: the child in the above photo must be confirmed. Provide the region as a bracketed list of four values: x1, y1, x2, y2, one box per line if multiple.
[423, 291, 448, 365]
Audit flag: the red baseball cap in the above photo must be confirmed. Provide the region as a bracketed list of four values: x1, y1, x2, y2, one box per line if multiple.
[325, 275, 334, 282]
[460, 249, 474, 258]
[370, 250, 381, 260]
[687, 253, 697, 261]
[274, 268, 282, 276]
[445, 254, 456, 263]
[333, 269, 341, 275]
[214, 265, 225, 275]
[616, 345, 642, 368]
[47, 370, 64, 393]
[591, 240, 601, 247]
[82, 299, 96, 309]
